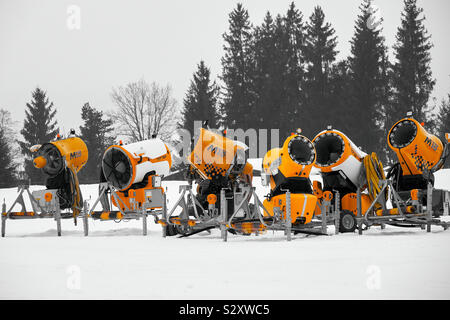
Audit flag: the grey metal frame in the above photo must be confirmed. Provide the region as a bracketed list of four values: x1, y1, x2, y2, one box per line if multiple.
[162, 183, 330, 241]
[86, 181, 167, 236]
[355, 179, 450, 234]
[1, 185, 84, 237]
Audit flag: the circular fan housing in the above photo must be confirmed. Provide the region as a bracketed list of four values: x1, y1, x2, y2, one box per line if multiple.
[287, 136, 316, 165]
[102, 147, 133, 190]
[314, 133, 345, 167]
[36, 143, 64, 177]
[389, 120, 417, 149]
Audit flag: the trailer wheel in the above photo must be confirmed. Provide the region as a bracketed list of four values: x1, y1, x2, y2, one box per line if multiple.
[339, 211, 356, 233]
[165, 224, 179, 236]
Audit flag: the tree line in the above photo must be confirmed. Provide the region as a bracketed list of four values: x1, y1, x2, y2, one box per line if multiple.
[0, 80, 181, 186]
[1, 0, 449, 187]
[179, 0, 449, 164]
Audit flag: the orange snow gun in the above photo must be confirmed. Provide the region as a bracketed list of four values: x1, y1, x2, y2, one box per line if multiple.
[186, 127, 253, 217]
[187, 127, 253, 185]
[388, 115, 448, 178]
[387, 112, 450, 214]
[312, 127, 386, 231]
[2, 132, 89, 237]
[261, 133, 317, 225]
[33, 136, 88, 174]
[31, 134, 88, 216]
[163, 127, 254, 238]
[99, 138, 172, 213]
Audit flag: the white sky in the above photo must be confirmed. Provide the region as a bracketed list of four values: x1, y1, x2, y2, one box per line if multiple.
[1, 0, 449, 136]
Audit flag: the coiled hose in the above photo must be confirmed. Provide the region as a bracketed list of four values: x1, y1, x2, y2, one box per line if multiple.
[363, 152, 387, 210]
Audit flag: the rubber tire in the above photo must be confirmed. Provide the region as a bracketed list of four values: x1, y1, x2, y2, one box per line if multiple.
[165, 224, 179, 236]
[339, 210, 356, 233]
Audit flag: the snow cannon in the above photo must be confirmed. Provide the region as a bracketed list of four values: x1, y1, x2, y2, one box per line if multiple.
[102, 138, 172, 191]
[185, 127, 253, 216]
[2, 133, 88, 237]
[312, 127, 367, 194]
[33, 136, 88, 176]
[311, 128, 385, 233]
[187, 128, 253, 185]
[87, 138, 172, 235]
[261, 133, 318, 225]
[162, 127, 257, 238]
[30, 133, 87, 214]
[387, 115, 448, 179]
[386, 112, 450, 215]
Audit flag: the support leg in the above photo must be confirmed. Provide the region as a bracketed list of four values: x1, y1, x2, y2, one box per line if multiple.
[83, 214, 89, 236]
[220, 189, 227, 242]
[1, 216, 5, 238]
[426, 182, 433, 233]
[82, 200, 89, 236]
[321, 202, 327, 235]
[162, 193, 167, 238]
[357, 188, 363, 235]
[143, 212, 148, 236]
[334, 191, 340, 235]
[56, 209, 62, 237]
[286, 191, 292, 241]
[1, 204, 6, 238]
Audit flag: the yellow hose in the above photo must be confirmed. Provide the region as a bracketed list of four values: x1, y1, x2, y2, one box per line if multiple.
[68, 166, 82, 217]
[363, 152, 387, 210]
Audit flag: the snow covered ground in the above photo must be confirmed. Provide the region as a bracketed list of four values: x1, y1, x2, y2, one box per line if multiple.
[0, 170, 449, 299]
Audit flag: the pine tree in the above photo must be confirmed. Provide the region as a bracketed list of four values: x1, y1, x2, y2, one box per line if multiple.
[303, 6, 338, 137]
[180, 61, 220, 136]
[435, 95, 450, 168]
[280, 2, 306, 138]
[328, 59, 354, 132]
[348, 0, 390, 156]
[220, 3, 255, 129]
[79, 103, 115, 183]
[19, 87, 59, 184]
[0, 127, 17, 187]
[391, 0, 435, 125]
[252, 12, 279, 130]
[252, 3, 306, 139]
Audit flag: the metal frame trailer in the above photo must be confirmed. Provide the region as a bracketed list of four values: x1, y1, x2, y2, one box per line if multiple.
[1, 184, 88, 237]
[354, 180, 450, 234]
[160, 185, 331, 241]
[85, 182, 167, 236]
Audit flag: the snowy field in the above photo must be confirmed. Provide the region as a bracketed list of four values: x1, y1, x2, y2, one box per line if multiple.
[0, 169, 449, 299]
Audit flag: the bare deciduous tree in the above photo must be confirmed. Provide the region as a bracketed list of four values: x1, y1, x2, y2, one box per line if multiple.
[110, 79, 180, 142]
[0, 108, 20, 162]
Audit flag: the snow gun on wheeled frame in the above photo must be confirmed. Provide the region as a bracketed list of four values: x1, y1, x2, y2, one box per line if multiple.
[86, 137, 172, 236]
[2, 130, 88, 237]
[311, 112, 450, 235]
[311, 126, 382, 233]
[364, 111, 450, 232]
[387, 112, 449, 208]
[159, 125, 269, 240]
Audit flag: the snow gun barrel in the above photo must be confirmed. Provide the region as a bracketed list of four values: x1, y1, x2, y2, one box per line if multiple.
[187, 128, 253, 182]
[388, 117, 448, 175]
[312, 129, 366, 188]
[102, 138, 172, 191]
[262, 133, 316, 188]
[261, 133, 318, 225]
[33, 136, 88, 177]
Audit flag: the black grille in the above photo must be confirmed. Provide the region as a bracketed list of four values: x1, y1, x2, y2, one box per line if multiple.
[102, 147, 132, 190]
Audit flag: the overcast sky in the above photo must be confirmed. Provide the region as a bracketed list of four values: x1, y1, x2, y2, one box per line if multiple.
[1, 0, 449, 136]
